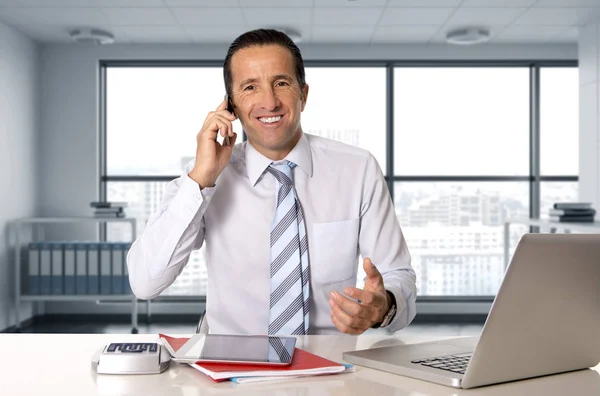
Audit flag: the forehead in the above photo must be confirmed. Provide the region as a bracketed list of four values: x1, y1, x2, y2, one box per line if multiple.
[230, 44, 296, 82]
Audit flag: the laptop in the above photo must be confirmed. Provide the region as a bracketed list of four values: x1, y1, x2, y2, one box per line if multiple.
[343, 233, 600, 389]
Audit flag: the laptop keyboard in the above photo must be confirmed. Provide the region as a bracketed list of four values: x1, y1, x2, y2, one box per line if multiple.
[411, 353, 472, 375]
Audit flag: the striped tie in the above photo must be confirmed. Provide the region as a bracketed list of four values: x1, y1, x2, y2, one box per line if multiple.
[267, 160, 310, 335]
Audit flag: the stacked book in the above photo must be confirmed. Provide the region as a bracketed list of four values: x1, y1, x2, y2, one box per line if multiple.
[91, 201, 127, 218]
[549, 202, 596, 223]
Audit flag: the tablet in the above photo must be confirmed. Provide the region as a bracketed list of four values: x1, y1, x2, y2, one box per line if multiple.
[173, 334, 296, 366]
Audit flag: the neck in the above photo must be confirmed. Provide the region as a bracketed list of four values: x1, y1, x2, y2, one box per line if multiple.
[251, 130, 303, 161]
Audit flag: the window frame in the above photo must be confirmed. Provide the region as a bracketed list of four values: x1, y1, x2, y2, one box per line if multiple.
[99, 60, 578, 304]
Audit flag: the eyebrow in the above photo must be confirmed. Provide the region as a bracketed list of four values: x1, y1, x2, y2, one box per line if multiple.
[238, 74, 294, 88]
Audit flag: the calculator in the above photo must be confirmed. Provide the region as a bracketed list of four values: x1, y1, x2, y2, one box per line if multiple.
[91, 342, 171, 375]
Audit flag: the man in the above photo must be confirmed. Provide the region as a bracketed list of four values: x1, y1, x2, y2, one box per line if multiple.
[127, 29, 416, 335]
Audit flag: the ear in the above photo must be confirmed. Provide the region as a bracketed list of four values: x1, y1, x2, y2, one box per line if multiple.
[300, 83, 309, 112]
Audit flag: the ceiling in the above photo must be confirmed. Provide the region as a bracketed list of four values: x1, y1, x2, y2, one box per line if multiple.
[0, 0, 597, 45]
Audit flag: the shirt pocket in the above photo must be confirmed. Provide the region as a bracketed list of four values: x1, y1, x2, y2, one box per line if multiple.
[311, 219, 359, 284]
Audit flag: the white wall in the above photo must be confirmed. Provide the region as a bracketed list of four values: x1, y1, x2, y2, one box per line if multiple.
[0, 20, 39, 330]
[38, 42, 576, 316]
[579, 25, 600, 211]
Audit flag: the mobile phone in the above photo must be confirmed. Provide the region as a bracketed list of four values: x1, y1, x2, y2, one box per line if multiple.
[225, 94, 234, 115]
[172, 334, 296, 366]
[222, 94, 233, 146]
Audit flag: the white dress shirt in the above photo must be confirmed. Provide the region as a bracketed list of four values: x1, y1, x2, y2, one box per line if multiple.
[127, 133, 417, 335]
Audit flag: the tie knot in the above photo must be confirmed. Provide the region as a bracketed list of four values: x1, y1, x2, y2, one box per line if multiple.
[268, 160, 296, 185]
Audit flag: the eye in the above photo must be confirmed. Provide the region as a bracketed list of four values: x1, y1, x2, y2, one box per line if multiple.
[275, 81, 289, 87]
[244, 85, 255, 91]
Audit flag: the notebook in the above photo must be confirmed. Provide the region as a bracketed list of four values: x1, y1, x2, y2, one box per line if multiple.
[159, 334, 353, 383]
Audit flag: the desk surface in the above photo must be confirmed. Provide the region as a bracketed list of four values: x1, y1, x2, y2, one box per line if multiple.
[1, 333, 599, 396]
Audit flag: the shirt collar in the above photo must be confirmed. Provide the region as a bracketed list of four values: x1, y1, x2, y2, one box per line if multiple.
[245, 133, 313, 187]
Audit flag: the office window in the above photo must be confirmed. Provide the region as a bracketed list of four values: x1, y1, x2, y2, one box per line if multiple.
[394, 182, 529, 296]
[302, 67, 387, 170]
[540, 68, 578, 176]
[103, 63, 578, 299]
[394, 68, 530, 176]
[106, 181, 207, 296]
[540, 67, 579, 218]
[105, 66, 387, 296]
[107, 67, 241, 176]
[392, 67, 532, 296]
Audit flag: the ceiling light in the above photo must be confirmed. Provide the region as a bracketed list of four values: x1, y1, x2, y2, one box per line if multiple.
[69, 28, 114, 45]
[446, 27, 490, 45]
[280, 27, 302, 44]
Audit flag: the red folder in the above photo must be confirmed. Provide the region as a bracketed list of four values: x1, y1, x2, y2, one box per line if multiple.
[159, 334, 347, 382]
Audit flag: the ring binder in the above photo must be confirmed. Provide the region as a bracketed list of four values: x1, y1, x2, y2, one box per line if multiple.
[64, 242, 76, 295]
[11, 216, 138, 333]
[28, 242, 40, 295]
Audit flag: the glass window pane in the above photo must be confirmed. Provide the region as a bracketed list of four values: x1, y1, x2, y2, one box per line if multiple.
[108, 67, 387, 176]
[540, 182, 579, 219]
[107, 67, 241, 176]
[394, 182, 529, 296]
[106, 181, 206, 296]
[540, 67, 579, 175]
[302, 67, 387, 171]
[394, 68, 530, 176]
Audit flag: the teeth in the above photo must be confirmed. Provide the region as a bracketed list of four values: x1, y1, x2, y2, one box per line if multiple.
[259, 116, 282, 124]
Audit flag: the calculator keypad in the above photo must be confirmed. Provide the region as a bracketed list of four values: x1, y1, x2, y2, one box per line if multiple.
[105, 343, 158, 353]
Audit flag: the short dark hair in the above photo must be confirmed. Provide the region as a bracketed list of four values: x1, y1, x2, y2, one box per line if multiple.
[223, 29, 306, 97]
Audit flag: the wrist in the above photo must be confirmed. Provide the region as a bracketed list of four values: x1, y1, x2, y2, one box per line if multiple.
[188, 170, 215, 189]
[372, 290, 397, 329]
[376, 291, 393, 323]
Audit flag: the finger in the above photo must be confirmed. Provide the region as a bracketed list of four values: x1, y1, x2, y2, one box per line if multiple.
[222, 132, 238, 148]
[330, 291, 371, 319]
[329, 297, 370, 330]
[213, 114, 236, 136]
[343, 287, 380, 307]
[330, 311, 364, 335]
[198, 112, 225, 141]
[211, 118, 230, 140]
[210, 115, 234, 139]
[363, 258, 384, 288]
[216, 99, 227, 112]
[216, 109, 237, 122]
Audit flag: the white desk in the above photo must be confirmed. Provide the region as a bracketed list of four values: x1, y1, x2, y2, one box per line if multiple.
[1, 334, 599, 396]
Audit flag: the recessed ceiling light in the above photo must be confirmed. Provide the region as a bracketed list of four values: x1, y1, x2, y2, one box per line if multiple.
[446, 27, 490, 45]
[69, 28, 114, 45]
[275, 27, 302, 44]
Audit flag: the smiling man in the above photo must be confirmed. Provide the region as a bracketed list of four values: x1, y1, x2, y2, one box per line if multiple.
[127, 29, 417, 335]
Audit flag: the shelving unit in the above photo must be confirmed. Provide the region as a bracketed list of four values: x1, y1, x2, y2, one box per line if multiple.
[10, 217, 139, 333]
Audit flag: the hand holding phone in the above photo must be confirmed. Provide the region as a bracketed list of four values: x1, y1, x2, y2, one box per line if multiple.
[188, 98, 238, 189]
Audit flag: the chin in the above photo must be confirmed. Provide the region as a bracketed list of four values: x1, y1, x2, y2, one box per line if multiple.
[252, 129, 297, 147]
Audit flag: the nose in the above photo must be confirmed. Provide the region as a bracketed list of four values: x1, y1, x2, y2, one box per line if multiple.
[258, 86, 280, 112]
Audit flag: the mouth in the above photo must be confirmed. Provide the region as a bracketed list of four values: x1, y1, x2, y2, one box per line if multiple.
[256, 115, 284, 127]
